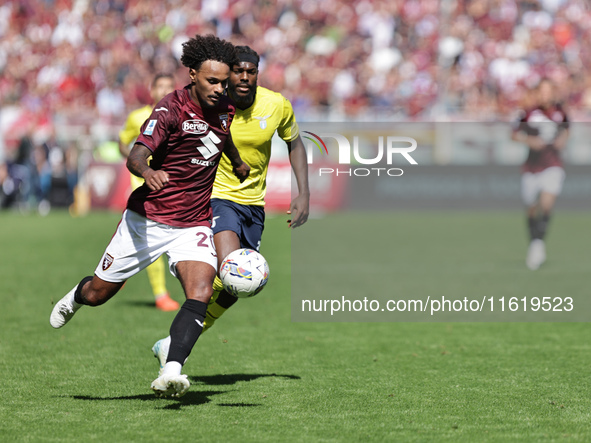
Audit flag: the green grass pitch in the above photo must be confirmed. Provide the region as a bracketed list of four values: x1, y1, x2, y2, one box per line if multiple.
[0, 210, 590, 442]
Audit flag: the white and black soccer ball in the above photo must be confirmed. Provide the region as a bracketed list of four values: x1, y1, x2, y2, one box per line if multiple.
[219, 248, 269, 298]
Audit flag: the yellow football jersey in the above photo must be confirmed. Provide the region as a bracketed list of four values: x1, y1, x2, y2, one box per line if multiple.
[212, 86, 299, 206]
[119, 105, 152, 146]
[119, 105, 152, 190]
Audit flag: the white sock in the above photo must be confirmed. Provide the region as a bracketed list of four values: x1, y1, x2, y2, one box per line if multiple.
[162, 361, 182, 377]
[69, 287, 81, 308]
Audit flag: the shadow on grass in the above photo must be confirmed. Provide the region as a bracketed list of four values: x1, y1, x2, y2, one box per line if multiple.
[190, 373, 300, 386]
[218, 403, 261, 407]
[120, 300, 161, 309]
[71, 390, 225, 410]
[68, 373, 299, 409]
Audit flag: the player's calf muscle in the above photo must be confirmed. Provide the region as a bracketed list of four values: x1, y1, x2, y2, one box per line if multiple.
[80, 277, 123, 306]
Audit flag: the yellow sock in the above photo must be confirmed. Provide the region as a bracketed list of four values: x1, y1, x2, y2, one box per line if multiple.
[203, 276, 228, 332]
[203, 275, 240, 332]
[146, 256, 167, 298]
[212, 275, 224, 293]
[203, 297, 229, 333]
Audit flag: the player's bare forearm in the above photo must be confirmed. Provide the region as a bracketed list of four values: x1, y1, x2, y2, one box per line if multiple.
[127, 144, 169, 191]
[287, 136, 310, 228]
[512, 131, 545, 151]
[222, 133, 243, 168]
[119, 140, 131, 158]
[554, 129, 569, 151]
[127, 144, 152, 177]
[223, 134, 250, 182]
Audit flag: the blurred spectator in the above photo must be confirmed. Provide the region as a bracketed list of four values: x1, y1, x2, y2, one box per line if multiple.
[0, 161, 22, 209]
[0, 129, 77, 213]
[1, 0, 590, 151]
[4, 0, 591, 214]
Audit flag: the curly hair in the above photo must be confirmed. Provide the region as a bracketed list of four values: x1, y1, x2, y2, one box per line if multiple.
[180, 34, 238, 71]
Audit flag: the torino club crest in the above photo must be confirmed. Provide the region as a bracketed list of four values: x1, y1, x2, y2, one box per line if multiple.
[102, 253, 114, 271]
[219, 114, 229, 132]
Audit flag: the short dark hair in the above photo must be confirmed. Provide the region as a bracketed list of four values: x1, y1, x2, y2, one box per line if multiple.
[234, 45, 260, 67]
[151, 73, 174, 87]
[180, 34, 238, 71]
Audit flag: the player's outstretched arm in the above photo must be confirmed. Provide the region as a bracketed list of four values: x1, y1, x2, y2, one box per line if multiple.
[223, 133, 250, 183]
[554, 128, 569, 151]
[511, 129, 545, 151]
[287, 135, 310, 228]
[127, 143, 169, 191]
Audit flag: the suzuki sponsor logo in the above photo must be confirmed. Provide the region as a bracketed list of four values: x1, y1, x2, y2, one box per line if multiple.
[191, 158, 216, 167]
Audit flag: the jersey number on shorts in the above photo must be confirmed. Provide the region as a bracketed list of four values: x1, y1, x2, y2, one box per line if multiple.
[197, 131, 221, 159]
[196, 232, 216, 256]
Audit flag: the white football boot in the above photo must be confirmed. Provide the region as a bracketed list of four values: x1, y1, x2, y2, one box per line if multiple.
[526, 239, 546, 270]
[50, 285, 82, 328]
[150, 374, 190, 398]
[152, 337, 171, 376]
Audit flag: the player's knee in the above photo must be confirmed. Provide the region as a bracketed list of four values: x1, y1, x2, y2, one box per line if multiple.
[187, 281, 214, 303]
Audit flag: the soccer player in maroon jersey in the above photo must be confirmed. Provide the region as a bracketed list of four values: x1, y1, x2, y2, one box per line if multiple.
[150, 46, 310, 370]
[50, 35, 250, 398]
[511, 78, 570, 270]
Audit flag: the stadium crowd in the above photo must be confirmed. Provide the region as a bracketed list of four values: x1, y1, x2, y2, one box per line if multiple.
[1, 0, 591, 208]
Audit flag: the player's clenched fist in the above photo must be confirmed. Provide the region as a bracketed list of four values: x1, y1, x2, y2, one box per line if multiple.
[143, 169, 170, 191]
[233, 161, 251, 183]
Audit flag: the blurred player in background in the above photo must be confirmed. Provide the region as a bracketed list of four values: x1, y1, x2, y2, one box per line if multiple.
[151, 45, 309, 369]
[119, 73, 179, 311]
[511, 78, 570, 270]
[50, 34, 250, 398]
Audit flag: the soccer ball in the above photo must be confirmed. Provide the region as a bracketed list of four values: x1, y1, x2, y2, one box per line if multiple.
[219, 248, 269, 298]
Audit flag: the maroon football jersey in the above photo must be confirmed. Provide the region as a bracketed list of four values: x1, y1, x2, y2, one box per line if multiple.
[517, 104, 569, 173]
[127, 85, 235, 227]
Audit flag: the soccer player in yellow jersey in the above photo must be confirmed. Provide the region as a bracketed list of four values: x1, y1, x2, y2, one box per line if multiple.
[118, 73, 179, 311]
[151, 46, 309, 369]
